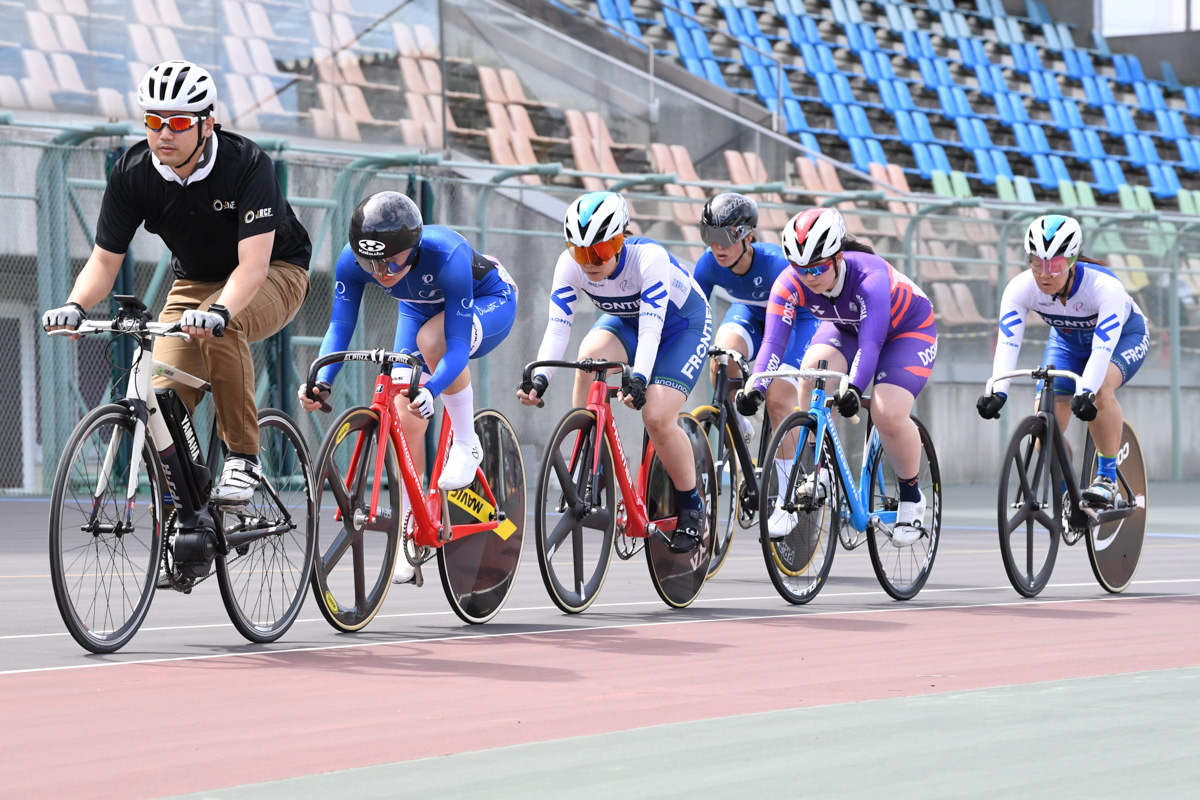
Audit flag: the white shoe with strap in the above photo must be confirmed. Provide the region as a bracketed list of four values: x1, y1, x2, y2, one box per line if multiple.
[211, 457, 262, 505]
[891, 490, 926, 547]
[439, 438, 483, 490]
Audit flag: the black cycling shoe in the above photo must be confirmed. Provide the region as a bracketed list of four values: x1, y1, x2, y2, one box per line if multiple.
[669, 506, 705, 554]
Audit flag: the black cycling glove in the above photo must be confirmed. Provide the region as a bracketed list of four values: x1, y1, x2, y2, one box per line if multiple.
[735, 388, 764, 416]
[976, 392, 1007, 420]
[1070, 392, 1098, 422]
[835, 384, 862, 419]
[621, 374, 648, 410]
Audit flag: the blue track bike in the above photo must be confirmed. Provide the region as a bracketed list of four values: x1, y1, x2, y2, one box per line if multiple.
[749, 362, 941, 603]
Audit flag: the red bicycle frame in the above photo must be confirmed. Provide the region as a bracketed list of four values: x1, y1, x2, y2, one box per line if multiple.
[330, 363, 502, 550]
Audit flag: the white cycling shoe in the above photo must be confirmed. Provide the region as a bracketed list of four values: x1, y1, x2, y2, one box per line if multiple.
[393, 510, 421, 585]
[766, 503, 797, 540]
[211, 457, 262, 505]
[438, 438, 483, 490]
[736, 413, 754, 446]
[891, 490, 926, 547]
[797, 466, 832, 504]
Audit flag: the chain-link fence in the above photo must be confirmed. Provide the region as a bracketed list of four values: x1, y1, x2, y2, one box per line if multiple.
[6, 121, 1199, 494]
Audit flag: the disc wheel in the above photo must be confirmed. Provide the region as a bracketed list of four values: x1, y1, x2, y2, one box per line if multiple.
[864, 416, 942, 600]
[642, 413, 716, 608]
[310, 406, 401, 631]
[998, 415, 1062, 597]
[49, 404, 164, 654]
[692, 405, 739, 578]
[535, 408, 616, 614]
[758, 410, 839, 605]
[438, 409, 526, 624]
[1080, 421, 1147, 593]
[216, 408, 316, 643]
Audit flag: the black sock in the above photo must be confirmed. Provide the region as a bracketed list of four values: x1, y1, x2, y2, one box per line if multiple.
[676, 487, 702, 512]
[230, 451, 259, 466]
[898, 475, 920, 503]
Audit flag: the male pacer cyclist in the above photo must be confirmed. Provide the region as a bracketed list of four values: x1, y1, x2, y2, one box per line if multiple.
[976, 214, 1148, 508]
[693, 193, 818, 441]
[739, 207, 938, 546]
[42, 59, 311, 504]
[298, 191, 518, 583]
[516, 191, 713, 554]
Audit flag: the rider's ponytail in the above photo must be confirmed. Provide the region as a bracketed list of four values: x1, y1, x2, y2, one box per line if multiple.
[840, 236, 876, 256]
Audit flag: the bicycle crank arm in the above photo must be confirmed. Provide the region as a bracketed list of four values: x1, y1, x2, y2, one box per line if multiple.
[224, 522, 293, 548]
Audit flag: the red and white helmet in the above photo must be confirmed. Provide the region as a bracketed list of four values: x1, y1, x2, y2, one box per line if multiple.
[781, 208, 846, 266]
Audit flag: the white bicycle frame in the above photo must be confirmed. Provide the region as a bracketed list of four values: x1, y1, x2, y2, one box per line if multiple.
[52, 319, 208, 512]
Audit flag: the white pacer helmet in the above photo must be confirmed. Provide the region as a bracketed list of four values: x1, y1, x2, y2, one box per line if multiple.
[564, 191, 630, 247]
[137, 60, 217, 114]
[781, 207, 846, 266]
[1025, 214, 1083, 260]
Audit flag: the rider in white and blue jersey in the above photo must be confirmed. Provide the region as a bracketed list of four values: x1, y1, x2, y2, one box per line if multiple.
[977, 214, 1148, 508]
[693, 193, 818, 441]
[517, 191, 713, 554]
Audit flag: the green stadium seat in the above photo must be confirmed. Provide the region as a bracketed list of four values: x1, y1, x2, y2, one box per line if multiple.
[994, 174, 1017, 201]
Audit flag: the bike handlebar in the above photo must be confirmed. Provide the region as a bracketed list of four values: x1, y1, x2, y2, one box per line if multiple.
[306, 349, 425, 414]
[519, 359, 633, 409]
[707, 346, 752, 379]
[984, 367, 1084, 397]
[747, 366, 857, 423]
[48, 319, 191, 341]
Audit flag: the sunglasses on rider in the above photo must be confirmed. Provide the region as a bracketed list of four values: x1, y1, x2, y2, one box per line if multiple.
[699, 222, 752, 249]
[357, 248, 415, 277]
[1027, 254, 1076, 277]
[792, 255, 836, 277]
[143, 112, 204, 133]
[567, 233, 624, 267]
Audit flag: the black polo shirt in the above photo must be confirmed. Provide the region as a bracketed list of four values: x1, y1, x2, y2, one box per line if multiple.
[95, 126, 312, 281]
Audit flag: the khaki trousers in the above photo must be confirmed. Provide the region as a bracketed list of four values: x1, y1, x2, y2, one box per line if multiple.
[152, 260, 309, 454]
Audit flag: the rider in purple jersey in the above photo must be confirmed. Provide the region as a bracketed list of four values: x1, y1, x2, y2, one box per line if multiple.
[740, 208, 938, 546]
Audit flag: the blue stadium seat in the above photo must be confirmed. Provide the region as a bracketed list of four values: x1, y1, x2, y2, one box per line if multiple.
[1161, 60, 1182, 94]
[1092, 29, 1112, 57]
[845, 22, 864, 53]
[661, 0, 685, 30]
[678, 0, 701, 28]
[975, 0, 995, 19]
[955, 117, 977, 148]
[993, 16, 1011, 45]
[1082, 77, 1101, 107]
[1102, 103, 1122, 132]
[867, 137, 888, 166]
[918, 58, 940, 89]
[1112, 54, 1131, 84]
[973, 147, 997, 183]
[1184, 86, 1200, 117]
[1140, 134, 1161, 165]
[703, 60, 728, 88]
[931, 143, 953, 174]
[834, 74, 857, 104]
[1029, 125, 1050, 154]
[959, 38, 980, 69]
[860, 23, 880, 52]
[1030, 71, 1048, 102]
[895, 109, 917, 143]
[895, 81, 917, 111]
[1116, 105, 1137, 135]
[1062, 50, 1080, 79]
[971, 117, 994, 148]
[1032, 153, 1056, 189]
[1049, 154, 1071, 183]
[938, 85, 960, 118]
[878, 79, 899, 111]
[992, 149, 1015, 180]
[1148, 82, 1166, 110]
[780, 12, 806, 47]
[1177, 138, 1199, 171]
[912, 142, 935, 178]
[691, 29, 719, 60]
[783, 98, 809, 134]
[974, 64, 994, 95]
[1042, 23, 1061, 51]
[1048, 98, 1070, 129]
[1107, 159, 1128, 190]
[1084, 129, 1106, 159]
[818, 45, 838, 74]
[674, 28, 698, 59]
[874, 52, 896, 81]
[802, 44, 824, 76]
[1163, 164, 1183, 195]
[1133, 82, 1152, 113]
[990, 65, 1010, 94]
[1089, 158, 1116, 194]
[833, 104, 856, 139]
[801, 13, 820, 44]
[859, 51, 879, 82]
[850, 105, 878, 138]
[953, 87, 974, 117]
[1147, 163, 1170, 197]
[1008, 43, 1029, 73]
[1065, 100, 1084, 128]
[935, 59, 954, 87]
[750, 66, 779, 111]
[993, 92, 1014, 123]
[1068, 128, 1089, 158]
[799, 132, 821, 157]
[816, 73, 838, 104]
[971, 38, 990, 67]
[1127, 54, 1146, 82]
[1123, 133, 1145, 165]
[914, 111, 936, 143]
[1077, 51, 1096, 77]
[848, 137, 871, 172]
[1013, 123, 1034, 153]
[1044, 72, 1062, 100]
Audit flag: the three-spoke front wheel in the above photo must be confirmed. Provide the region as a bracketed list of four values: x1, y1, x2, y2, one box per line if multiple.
[998, 415, 1062, 597]
[535, 408, 616, 614]
[310, 406, 401, 631]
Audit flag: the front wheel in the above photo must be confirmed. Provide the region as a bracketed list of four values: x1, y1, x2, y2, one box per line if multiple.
[759, 411, 839, 605]
[217, 409, 317, 643]
[438, 409, 526, 624]
[864, 416, 941, 600]
[49, 404, 164, 653]
[642, 413, 716, 608]
[535, 408, 616, 614]
[309, 406, 401, 632]
[1080, 421, 1147, 593]
[691, 405, 739, 578]
[998, 415, 1062, 597]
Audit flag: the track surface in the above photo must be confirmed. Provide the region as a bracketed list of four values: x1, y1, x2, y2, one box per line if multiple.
[2, 483, 1198, 798]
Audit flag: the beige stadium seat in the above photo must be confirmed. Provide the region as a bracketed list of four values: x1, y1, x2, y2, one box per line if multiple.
[224, 37, 256, 75]
[508, 104, 567, 146]
[930, 282, 969, 327]
[334, 111, 361, 141]
[224, 73, 261, 118]
[398, 57, 430, 95]
[585, 111, 636, 151]
[476, 66, 509, 104]
[152, 26, 185, 61]
[49, 52, 88, 94]
[20, 77, 57, 111]
[222, 1, 251, 36]
[951, 282, 989, 325]
[131, 0, 162, 27]
[413, 24, 440, 60]
[52, 13, 92, 55]
[564, 108, 591, 141]
[331, 13, 359, 50]
[392, 23, 420, 59]
[0, 76, 27, 110]
[310, 106, 336, 138]
[485, 101, 511, 135]
[25, 11, 64, 52]
[246, 39, 283, 77]
[249, 74, 301, 116]
[509, 129, 544, 185]
[248, 3, 301, 42]
[315, 82, 348, 115]
[815, 160, 867, 236]
[339, 84, 400, 127]
[96, 86, 127, 119]
[127, 25, 161, 64]
[500, 68, 556, 109]
[336, 50, 399, 91]
[21, 50, 60, 93]
[445, 105, 487, 140]
[742, 150, 790, 235]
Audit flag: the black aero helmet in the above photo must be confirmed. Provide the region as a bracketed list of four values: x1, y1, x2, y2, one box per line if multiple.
[700, 193, 758, 248]
[349, 191, 423, 274]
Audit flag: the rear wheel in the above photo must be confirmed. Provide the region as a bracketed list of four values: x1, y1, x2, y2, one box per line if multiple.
[438, 409, 526, 623]
[217, 409, 316, 643]
[998, 415, 1061, 597]
[642, 413, 716, 608]
[692, 405, 739, 578]
[1080, 421, 1147, 593]
[535, 408, 616, 614]
[49, 405, 164, 653]
[758, 411, 838, 605]
[864, 416, 941, 600]
[310, 406, 401, 632]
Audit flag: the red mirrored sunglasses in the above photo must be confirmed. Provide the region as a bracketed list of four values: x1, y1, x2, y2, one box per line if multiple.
[567, 233, 624, 267]
[143, 112, 203, 133]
